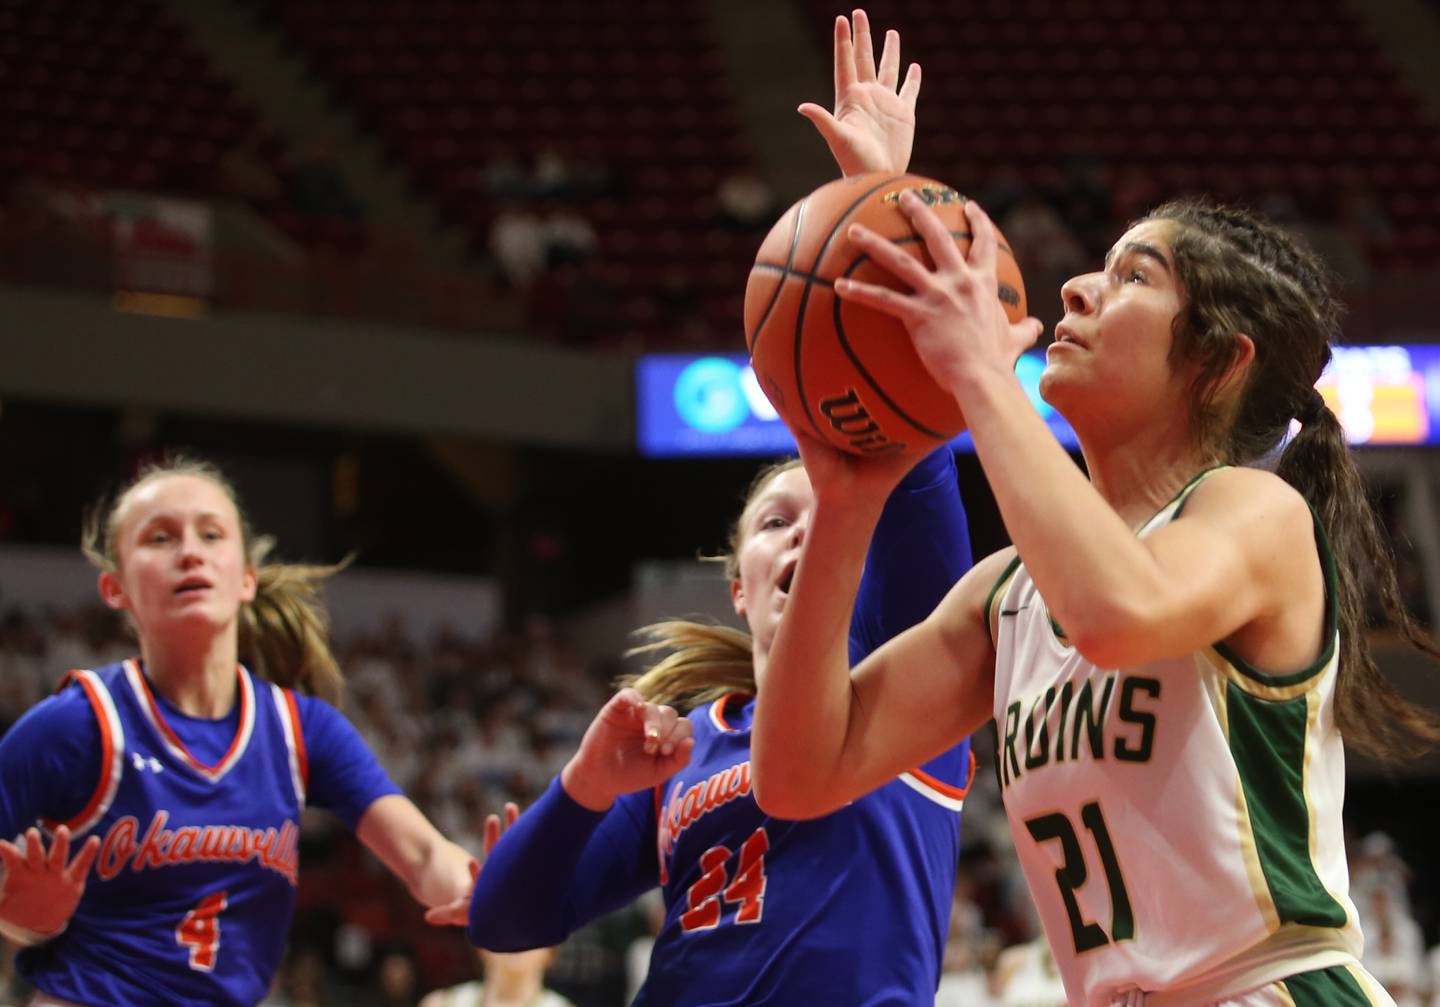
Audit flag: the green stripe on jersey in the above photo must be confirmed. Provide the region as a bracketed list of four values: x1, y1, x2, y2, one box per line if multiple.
[1214, 503, 1339, 692]
[1226, 684, 1347, 929]
[984, 555, 1022, 648]
[1282, 965, 1377, 1007]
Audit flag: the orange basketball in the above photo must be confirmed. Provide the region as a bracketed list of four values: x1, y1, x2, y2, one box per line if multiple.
[744, 173, 1027, 457]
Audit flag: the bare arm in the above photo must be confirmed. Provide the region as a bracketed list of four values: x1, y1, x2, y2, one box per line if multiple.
[839, 196, 1324, 670]
[355, 795, 476, 913]
[929, 376, 1320, 668]
[751, 466, 1005, 820]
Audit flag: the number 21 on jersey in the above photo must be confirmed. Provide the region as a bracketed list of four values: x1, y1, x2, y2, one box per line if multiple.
[681, 827, 769, 932]
[1025, 801, 1133, 954]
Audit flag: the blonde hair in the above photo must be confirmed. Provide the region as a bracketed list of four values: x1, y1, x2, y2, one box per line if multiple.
[619, 458, 803, 710]
[621, 621, 756, 709]
[82, 455, 349, 703]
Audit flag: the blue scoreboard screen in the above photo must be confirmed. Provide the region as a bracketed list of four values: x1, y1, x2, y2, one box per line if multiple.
[635, 345, 1440, 458]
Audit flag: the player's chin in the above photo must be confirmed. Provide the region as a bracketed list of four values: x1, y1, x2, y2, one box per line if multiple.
[160, 601, 239, 631]
[1036, 364, 1085, 406]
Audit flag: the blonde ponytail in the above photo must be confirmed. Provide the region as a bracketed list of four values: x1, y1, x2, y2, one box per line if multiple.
[617, 458, 804, 711]
[620, 620, 755, 711]
[238, 537, 349, 704]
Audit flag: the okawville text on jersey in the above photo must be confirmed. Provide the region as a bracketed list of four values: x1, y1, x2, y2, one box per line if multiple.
[998, 672, 1161, 790]
[96, 810, 301, 886]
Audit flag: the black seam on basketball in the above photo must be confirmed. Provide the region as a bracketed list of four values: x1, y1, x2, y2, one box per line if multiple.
[803, 175, 910, 275]
[748, 197, 810, 357]
[889, 233, 1023, 306]
[754, 232, 1012, 286]
[793, 272, 831, 440]
[749, 263, 834, 287]
[794, 175, 909, 444]
[889, 233, 1017, 258]
[831, 249, 952, 441]
[829, 230, 1019, 437]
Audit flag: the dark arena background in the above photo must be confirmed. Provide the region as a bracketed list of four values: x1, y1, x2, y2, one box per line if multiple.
[4, 1, 1440, 1004]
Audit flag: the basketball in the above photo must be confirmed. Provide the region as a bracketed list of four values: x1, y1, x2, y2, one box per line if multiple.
[744, 173, 1027, 457]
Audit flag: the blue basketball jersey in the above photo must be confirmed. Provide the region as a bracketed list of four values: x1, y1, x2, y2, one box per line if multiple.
[18, 660, 308, 1007]
[636, 693, 974, 1006]
[468, 447, 976, 1005]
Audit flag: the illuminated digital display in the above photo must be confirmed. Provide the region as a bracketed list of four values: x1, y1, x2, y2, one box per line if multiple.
[1317, 344, 1439, 446]
[635, 351, 1077, 458]
[635, 345, 1440, 458]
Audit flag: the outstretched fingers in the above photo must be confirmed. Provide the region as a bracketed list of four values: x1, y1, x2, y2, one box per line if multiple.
[479, 801, 521, 858]
[899, 61, 921, 108]
[46, 826, 70, 873]
[63, 837, 99, 886]
[0, 837, 23, 878]
[851, 9, 877, 83]
[876, 27, 900, 89]
[24, 828, 44, 873]
[832, 15, 855, 95]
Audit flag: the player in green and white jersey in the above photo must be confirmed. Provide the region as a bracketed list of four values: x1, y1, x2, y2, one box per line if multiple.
[750, 194, 1440, 1007]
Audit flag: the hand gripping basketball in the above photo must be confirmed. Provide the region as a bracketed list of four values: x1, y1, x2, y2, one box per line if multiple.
[836, 194, 1045, 396]
[745, 173, 1028, 458]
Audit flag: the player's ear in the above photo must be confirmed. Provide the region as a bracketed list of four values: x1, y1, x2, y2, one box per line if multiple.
[730, 578, 746, 618]
[1217, 332, 1256, 395]
[98, 570, 128, 611]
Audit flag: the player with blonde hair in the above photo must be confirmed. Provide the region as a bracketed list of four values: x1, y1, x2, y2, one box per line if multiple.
[465, 17, 985, 1004]
[0, 456, 477, 1006]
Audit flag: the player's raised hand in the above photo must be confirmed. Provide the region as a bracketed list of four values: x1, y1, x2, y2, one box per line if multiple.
[482, 801, 521, 859]
[0, 826, 100, 940]
[800, 9, 922, 177]
[422, 802, 519, 926]
[561, 688, 695, 812]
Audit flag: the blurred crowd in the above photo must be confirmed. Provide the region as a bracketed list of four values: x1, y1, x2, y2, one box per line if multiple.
[1, 601, 1436, 1006]
[2, 135, 1411, 354]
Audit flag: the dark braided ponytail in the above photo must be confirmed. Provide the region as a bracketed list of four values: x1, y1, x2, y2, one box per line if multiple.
[1148, 198, 1440, 759]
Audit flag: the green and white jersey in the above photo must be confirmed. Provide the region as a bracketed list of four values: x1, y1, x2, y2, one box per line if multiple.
[987, 470, 1362, 1007]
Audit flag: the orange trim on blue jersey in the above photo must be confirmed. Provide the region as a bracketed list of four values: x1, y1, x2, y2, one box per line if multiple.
[708, 692, 753, 733]
[905, 750, 977, 801]
[125, 659, 253, 779]
[282, 689, 308, 789]
[41, 671, 121, 835]
[905, 767, 962, 801]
